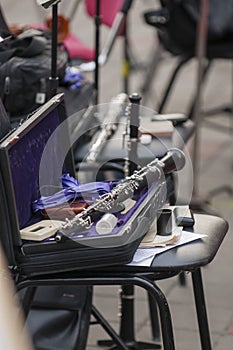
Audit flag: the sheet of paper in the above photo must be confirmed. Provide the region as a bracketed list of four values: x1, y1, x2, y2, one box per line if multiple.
[128, 231, 207, 267]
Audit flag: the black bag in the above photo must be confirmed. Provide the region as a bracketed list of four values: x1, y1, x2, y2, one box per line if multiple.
[0, 28, 68, 117]
[19, 286, 93, 350]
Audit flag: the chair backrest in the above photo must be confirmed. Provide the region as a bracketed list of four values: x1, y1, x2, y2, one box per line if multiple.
[85, 0, 125, 28]
[144, 0, 233, 58]
[159, 0, 233, 51]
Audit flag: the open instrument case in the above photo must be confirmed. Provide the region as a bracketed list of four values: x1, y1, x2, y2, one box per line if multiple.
[0, 93, 174, 278]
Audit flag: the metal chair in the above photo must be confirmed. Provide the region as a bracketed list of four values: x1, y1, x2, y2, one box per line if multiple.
[0, 99, 229, 349]
[0, 90, 228, 349]
[16, 213, 228, 350]
[142, 0, 233, 129]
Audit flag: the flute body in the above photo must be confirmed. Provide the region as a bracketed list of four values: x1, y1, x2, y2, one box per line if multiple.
[86, 93, 128, 163]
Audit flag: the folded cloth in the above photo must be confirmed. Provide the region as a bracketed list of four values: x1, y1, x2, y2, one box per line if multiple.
[33, 173, 117, 212]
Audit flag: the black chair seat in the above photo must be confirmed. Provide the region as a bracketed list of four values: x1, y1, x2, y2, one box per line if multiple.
[149, 212, 227, 271]
[81, 213, 227, 275]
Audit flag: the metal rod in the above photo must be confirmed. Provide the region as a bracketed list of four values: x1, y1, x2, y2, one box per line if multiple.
[191, 0, 209, 196]
[191, 268, 212, 350]
[48, 2, 59, 97]
[94, 0, 101, 104]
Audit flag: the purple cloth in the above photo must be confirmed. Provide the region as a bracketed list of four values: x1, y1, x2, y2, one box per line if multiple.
[32, 173, 117, 212]
[63, 67, 84, 89]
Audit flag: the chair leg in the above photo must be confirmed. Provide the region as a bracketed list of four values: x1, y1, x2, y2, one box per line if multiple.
[148, 280, 175, 350]
[188, 60, 212, 119]
[191, 268, 212, 350]
[139, 42, 164, 103]
[21, 286, 37, 318]
[148, 292, 161, 342]
[158, 56, 191, 114]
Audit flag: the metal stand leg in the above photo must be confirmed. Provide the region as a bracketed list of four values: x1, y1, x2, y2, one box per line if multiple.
[191, 268, 212, 350]
[92, 305, 129, 350]
[98, 285, 161, 349]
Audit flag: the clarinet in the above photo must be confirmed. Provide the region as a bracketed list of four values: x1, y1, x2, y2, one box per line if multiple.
[86, 93, 128, 163]
[55, 148, 185, 242]
[124, 93, 141, 177]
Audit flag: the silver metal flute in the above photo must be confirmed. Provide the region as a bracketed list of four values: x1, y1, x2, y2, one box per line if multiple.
[86, 93, 128, 163]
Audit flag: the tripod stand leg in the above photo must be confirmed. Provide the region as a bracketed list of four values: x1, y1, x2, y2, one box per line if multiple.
[97, 285, 161, 350]
[92, 305, 129, 350]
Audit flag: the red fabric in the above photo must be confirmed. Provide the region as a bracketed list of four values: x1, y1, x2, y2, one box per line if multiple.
[29, 23, 95, 61]
[28, 0, 126, 60]
[85, 0, 125, 34]
[63, 33, 95, 60]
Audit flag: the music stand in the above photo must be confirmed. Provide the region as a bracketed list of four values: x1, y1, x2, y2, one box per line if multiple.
[37, 0, 61, 97]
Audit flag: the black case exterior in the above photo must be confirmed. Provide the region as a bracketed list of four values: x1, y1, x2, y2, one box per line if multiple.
[0, 93, 144, 278]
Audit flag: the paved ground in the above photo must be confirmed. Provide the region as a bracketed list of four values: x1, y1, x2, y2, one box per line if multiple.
[2, 1, 233, 349]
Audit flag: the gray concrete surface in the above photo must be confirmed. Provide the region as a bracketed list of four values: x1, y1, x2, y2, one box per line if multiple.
[2, 1, 233, 349]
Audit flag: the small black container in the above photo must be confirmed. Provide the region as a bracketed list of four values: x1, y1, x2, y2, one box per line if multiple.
[157, 208, 173, 236]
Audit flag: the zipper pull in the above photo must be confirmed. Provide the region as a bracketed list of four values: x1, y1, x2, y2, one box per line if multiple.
[35, 78, 46, 104]
[4, 76, 10, 95]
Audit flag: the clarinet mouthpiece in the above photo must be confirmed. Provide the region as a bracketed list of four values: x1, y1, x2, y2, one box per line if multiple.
[161, 148, 186, 174]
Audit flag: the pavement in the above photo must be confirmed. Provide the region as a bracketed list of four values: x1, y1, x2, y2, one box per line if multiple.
[2, 1, 233, 349]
